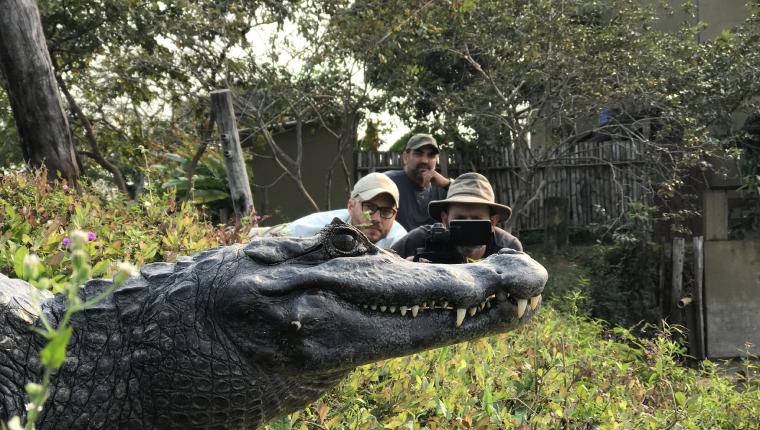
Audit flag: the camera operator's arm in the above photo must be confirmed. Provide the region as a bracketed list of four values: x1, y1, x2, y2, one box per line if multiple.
[391, 227, 428, 258]
[493, 227, 523, 252]
[421, 170, 451, 189]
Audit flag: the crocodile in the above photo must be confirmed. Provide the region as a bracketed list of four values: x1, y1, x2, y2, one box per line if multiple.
[0, 220, 547, 429]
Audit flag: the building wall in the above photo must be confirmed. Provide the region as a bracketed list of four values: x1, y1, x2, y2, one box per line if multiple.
[248, 125, 355, 225]
[653, 0, 749, 40]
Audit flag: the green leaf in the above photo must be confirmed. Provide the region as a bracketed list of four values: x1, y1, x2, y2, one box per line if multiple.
[165, 153, 187, 164]
[92, 260, 111, 277]
[191, 189, 230, 204]
[266, 417, 292, 430]
[674, 391, 686, 407]
[13, 246, 28, 278]
[40, 326, 73, 369]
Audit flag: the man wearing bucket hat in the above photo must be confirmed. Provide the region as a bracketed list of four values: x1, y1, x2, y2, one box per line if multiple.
[250, 172, 407, 248]
[385, 133, 452, 231]
[391, 172, 522, 262]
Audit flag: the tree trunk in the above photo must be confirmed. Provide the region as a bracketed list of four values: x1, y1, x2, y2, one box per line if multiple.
[0, 0, 79, 183]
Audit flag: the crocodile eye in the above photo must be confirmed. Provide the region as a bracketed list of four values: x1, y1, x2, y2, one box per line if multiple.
[331, 233, 358, 253]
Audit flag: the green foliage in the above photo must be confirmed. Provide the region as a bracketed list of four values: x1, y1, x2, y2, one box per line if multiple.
[328, 0, 760, 230]
[530, 201, 662, 328]
[584, 240, 661, 329]
[153, 141, 235, 210]
[359, 120, 383, 151]
[0, 169, 249, 277]
[265, 308, 759, 429]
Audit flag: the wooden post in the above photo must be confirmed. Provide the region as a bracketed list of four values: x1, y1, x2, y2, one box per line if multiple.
[703, 190, 728, 240]
[670, 237, 685, 326]
[693, 236, 706, 359]
[658, 244, 666, 322]
[439, 148, 449, 178]
[210, 89, 255, 224]
[543, 196, 569, 255]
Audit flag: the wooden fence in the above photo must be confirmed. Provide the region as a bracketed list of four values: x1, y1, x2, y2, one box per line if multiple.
[355, 140, 648, 231]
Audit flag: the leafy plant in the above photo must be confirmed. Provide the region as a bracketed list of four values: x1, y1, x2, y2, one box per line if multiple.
[154, 142, 235, 208]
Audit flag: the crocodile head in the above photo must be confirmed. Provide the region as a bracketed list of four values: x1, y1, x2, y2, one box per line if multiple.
[2, 220, 547, 429]
[222, 220, 547, 376]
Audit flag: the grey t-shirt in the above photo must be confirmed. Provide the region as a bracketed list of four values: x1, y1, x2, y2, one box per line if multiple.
[385, 169, 448, 231]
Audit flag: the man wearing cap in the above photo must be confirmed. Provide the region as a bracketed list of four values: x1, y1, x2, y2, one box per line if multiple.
[385, 133, 452, 231]
[253, 172, 406, 248]
[391, 172, 522, 262]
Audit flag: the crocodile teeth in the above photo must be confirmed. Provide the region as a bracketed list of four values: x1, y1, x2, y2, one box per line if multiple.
[530, 295, 541, 310]
[430, 301, 436, 308]
[290, 321, 302, 330]
[468, 307, 477, 317]
[517, 299, 528, 318]
[380, 305, 387, 312]
[371, 305, 377, 310]
[411, 305, 420, 317]
[455, 308, 466, 327]
[479, 301, 486, 310]
[443, 301, 449, 308]
[400, 306, 408, 316]
[389, 306, 396, 313]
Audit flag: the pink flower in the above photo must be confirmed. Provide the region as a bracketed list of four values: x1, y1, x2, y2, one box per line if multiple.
[63, 183, 69, 191]
[62, 237, 71, 247]
[87, 231, 97, 241]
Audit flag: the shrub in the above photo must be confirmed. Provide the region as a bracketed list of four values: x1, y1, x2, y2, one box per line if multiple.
[266, 307, 759, 429]
[0, 169, 250, 278]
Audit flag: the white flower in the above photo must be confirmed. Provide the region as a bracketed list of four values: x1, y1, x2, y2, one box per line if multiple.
[23, 253, 41, 272]
[6, 416, 23, 430]
[70, 230, 89, 246]
[116, 261, 138, 277]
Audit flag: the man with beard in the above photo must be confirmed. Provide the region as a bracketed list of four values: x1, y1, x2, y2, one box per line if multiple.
[251, 172, 406, 248]
[385, 133, 452, 231]
[391, 172, 522, 263]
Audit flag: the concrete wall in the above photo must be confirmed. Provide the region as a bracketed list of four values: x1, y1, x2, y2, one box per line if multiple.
[704, 239, 760, 358]
[248, 125, 354, 225]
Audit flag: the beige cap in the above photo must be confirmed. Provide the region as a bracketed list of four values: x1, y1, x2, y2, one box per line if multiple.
[351, 172, 400, 207]
[405, 133, 439, 153]
[428, 172, 511, 221]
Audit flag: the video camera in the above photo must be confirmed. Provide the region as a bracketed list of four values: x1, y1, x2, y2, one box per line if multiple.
[414, 219, 492, 264]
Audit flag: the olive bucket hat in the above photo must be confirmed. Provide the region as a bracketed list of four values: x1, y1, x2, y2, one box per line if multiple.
[428, 172, 512, 221]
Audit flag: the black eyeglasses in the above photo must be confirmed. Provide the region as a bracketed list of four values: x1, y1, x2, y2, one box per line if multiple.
[361, 202, 397, 219]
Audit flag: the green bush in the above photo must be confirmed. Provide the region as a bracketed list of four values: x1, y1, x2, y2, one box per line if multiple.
[266, 305, 759, 430]
[0, 169, 249, 278]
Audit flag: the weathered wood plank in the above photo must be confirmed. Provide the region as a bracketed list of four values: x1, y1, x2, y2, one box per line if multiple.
[211, 89, 255, 223]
